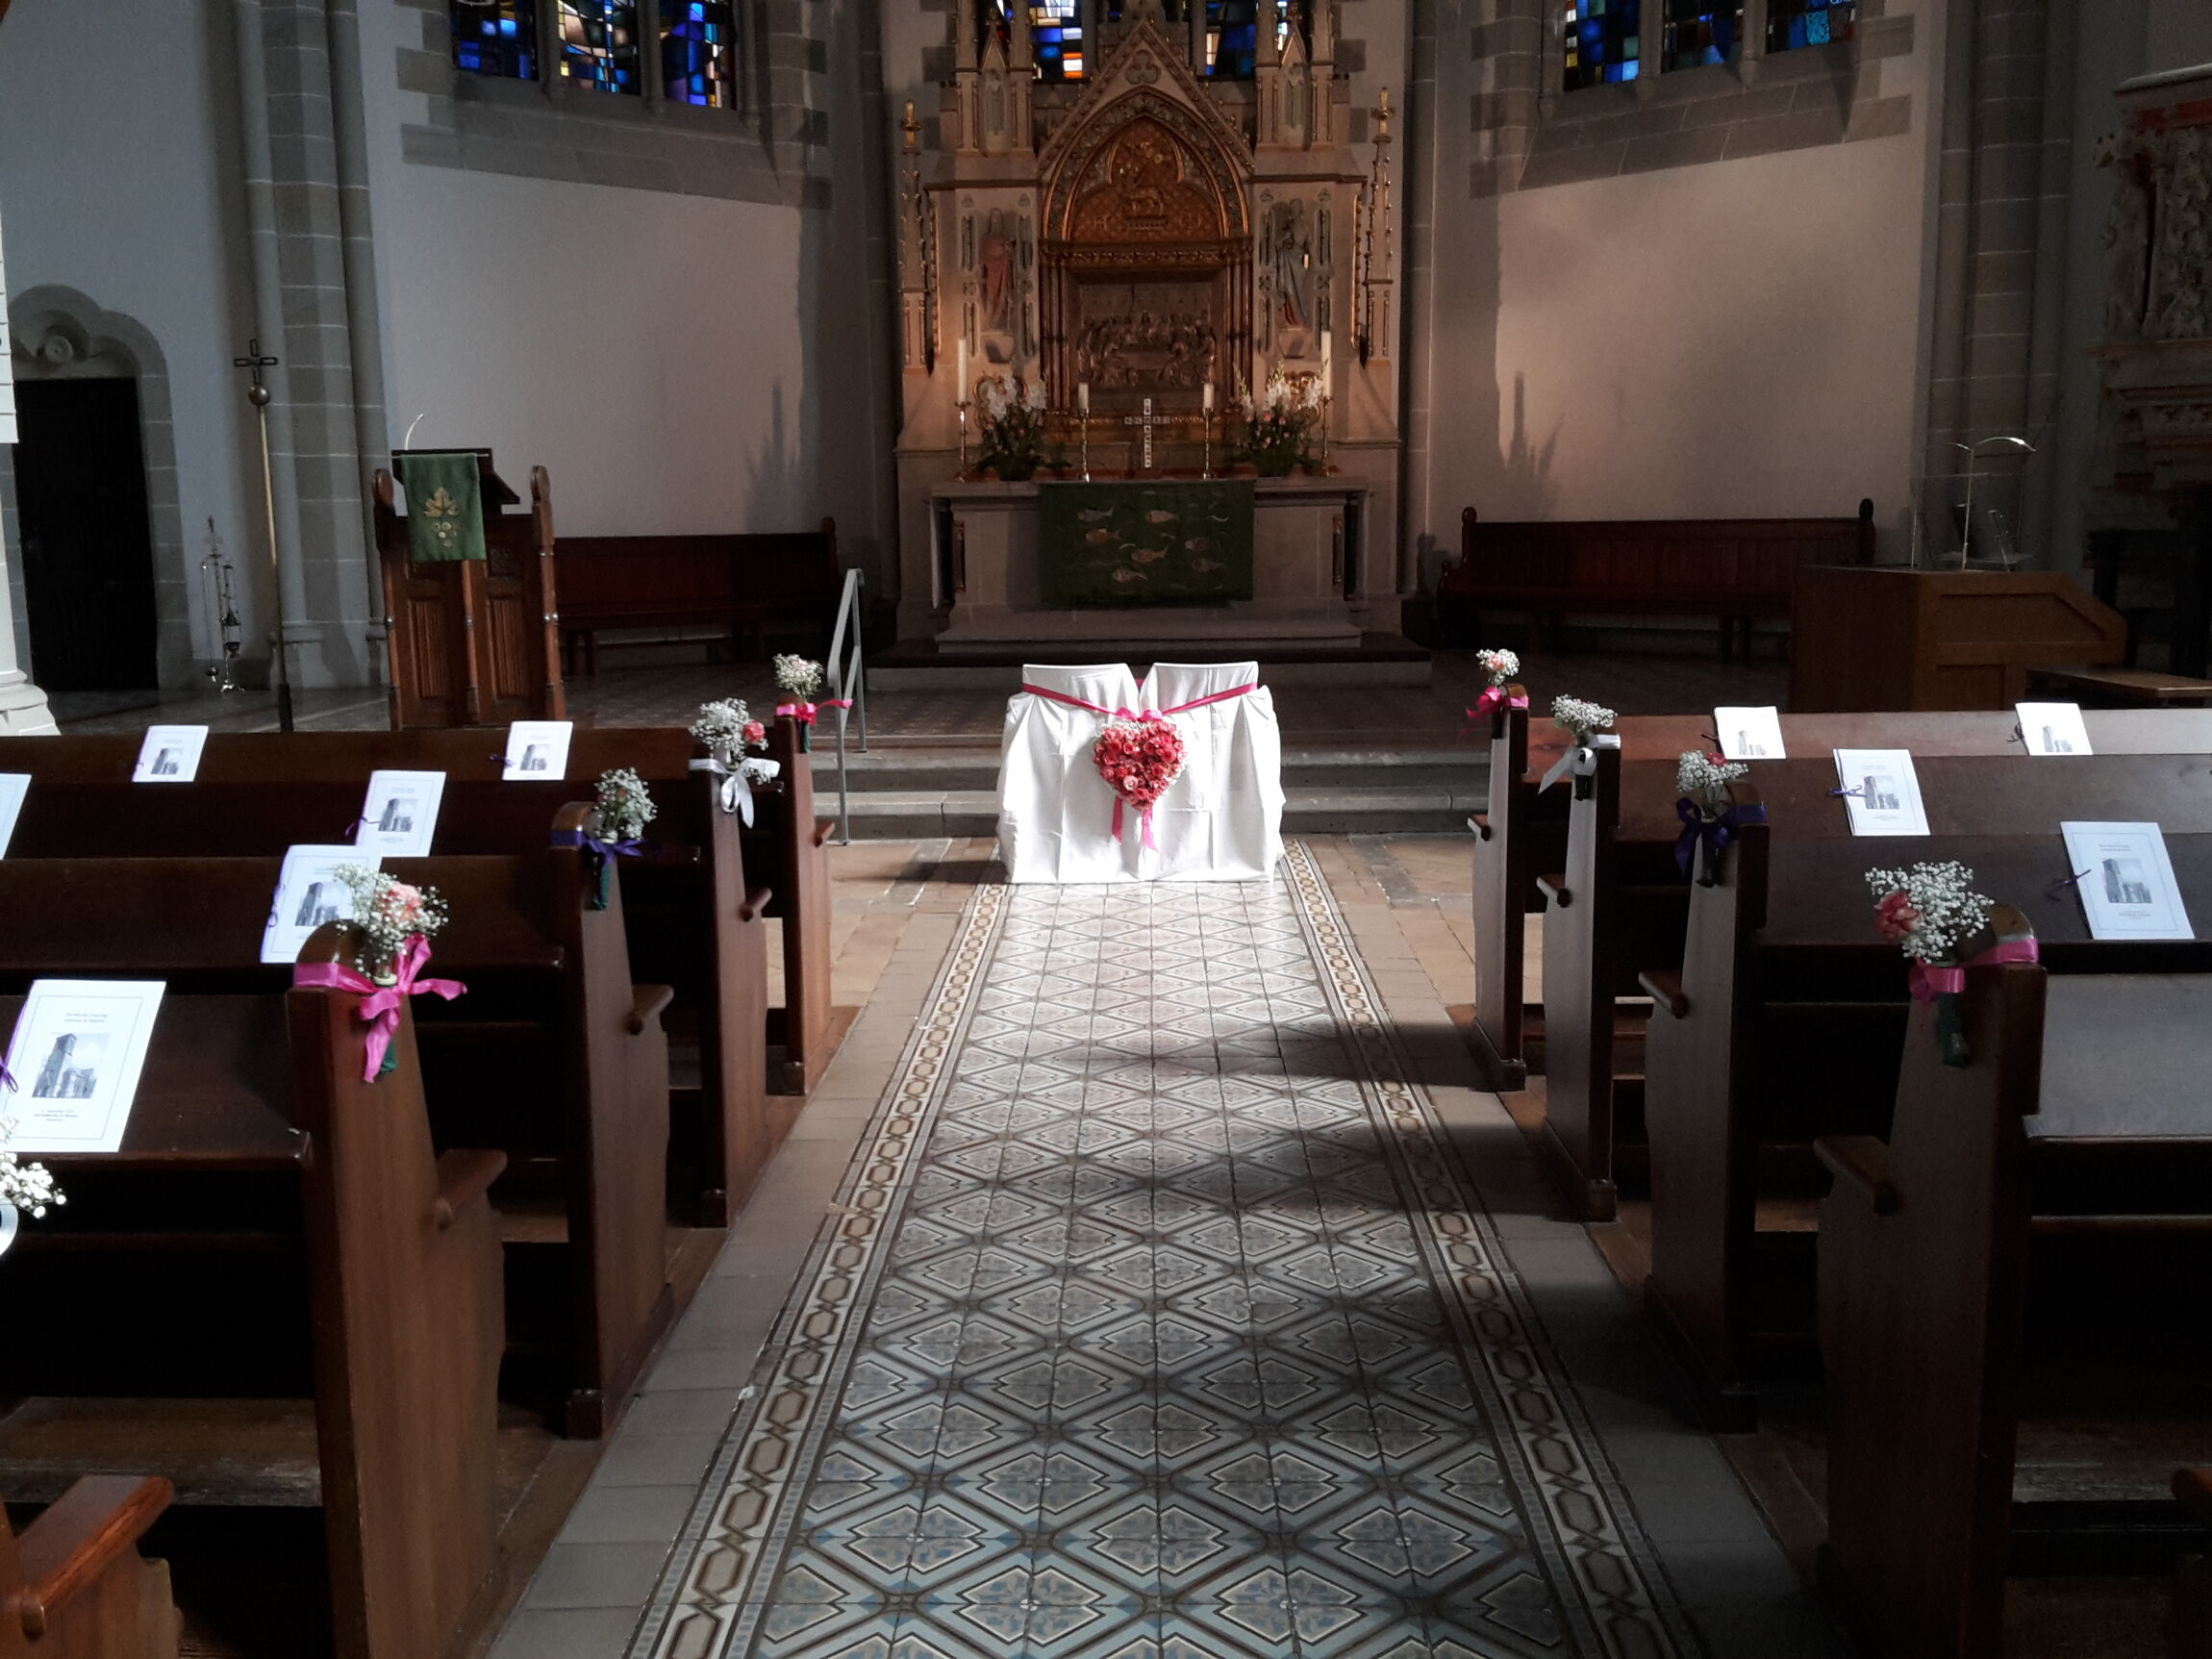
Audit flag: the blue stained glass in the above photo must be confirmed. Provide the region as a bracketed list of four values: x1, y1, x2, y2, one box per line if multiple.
[452, 0, 537, 80]
[1564, 0, 1639, 89]
[1768, 0, 1852, 52]
[1031, 0, 1083, 79]
[559, 1, 641, 93]
[1659, 0, 1738, 71]
[664, 0, 736, 105]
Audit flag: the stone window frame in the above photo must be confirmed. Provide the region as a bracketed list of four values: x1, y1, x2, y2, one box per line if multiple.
[1470, 0, 1914, 197]
[397, 0, 833, 208]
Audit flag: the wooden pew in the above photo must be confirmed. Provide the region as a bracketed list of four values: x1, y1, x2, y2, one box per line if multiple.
[1, 1476, 179, 1659]
[1442, 501, 1874, 659]
[0, 833, 673, 1439]
[1637, 758, 2212, 1425]
[1539, 710, 2212, 1219]
[2177, 1469, 2212, 1659]
[0, 725, 814, 1220]
[0, 941, 508, 1659]
[1818, 963, 2212, 1656]
[553, 520, 839, 676]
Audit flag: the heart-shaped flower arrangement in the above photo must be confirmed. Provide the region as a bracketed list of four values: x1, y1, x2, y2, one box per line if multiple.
[1093, 717, 1186, 846]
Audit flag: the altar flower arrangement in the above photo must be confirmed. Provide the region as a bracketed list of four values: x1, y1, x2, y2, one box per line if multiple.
[1865, 861, 2031, 1067]
[974, 376, 1051, 482]
[1237, 366, 1321, 478]
[335, 865, 449, 983]
[1093, 717, 1187, 850]
[0, 1116, 64, 1227]
[1673, 749, 1758, 885]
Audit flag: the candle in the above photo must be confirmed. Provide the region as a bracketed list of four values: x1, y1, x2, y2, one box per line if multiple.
[1202, 381, 1215, 412]
[1078, 382, 1090, 413]
[1320, 330, 1332, 382]
[956, 338, 968, 403]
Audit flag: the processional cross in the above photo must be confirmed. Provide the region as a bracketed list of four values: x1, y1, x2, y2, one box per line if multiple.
[1121, 397, 1169, 473]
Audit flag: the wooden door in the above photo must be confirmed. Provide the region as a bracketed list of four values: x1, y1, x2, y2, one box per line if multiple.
[14, 378, 159, 690]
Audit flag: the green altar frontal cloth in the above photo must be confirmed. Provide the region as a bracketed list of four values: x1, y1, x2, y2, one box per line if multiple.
[395, 451, 488, 563]
[1038, 480, 1254, 607]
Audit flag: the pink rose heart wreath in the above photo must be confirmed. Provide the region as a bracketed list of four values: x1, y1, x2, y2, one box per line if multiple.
[1093, 717, 1186, 849]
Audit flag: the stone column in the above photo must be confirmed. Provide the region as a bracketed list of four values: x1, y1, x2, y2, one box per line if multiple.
[0, 199, 57, 734]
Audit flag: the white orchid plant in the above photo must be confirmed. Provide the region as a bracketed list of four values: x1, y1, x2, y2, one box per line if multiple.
[974, 376, 1052, 481]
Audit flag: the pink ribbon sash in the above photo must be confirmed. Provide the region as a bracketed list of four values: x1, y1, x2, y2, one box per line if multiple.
[1019, 681, 1256, 850]
[293, 934, 466, 1082]
[1462, 686, 1529, 732]
[776, 698, 854, 726]
[1909, 936, 2040, 1001]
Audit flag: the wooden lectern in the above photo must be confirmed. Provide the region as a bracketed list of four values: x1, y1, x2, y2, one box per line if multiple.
[1789, 566, 2127, 712]
[372, 451, 566, 729]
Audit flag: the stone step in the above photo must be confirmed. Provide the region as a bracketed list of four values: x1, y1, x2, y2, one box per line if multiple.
[825, 787, 1489, 840]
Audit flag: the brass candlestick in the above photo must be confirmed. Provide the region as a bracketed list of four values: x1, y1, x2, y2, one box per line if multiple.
[1319, 394, 1332, 473]
[1080, 412, 1091, 482]
[1201, 409, 1213, 479]
[957, 400, 970, 475]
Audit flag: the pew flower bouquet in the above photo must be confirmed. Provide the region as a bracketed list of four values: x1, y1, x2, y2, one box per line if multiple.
[578, 768, 656, 910]
[974, 376, 1051, 482]
[1546, 695, 1618, 796]
[1477, 648, 1521, 687]
[0, 1115, 65, 1241]
[1866, 860, 2003, 1067]
[1465, 647, 1528, 731]
[1093, 717, 1186, 852]
[1674, 750, 1757, 887]
[690, 698, 781, 818]
[774, 655, 824, 699]
[335, 866, 450, 984]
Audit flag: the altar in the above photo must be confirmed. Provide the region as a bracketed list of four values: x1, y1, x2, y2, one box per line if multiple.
[887, 0, 1407, 666]
[930, 475, 1366, 652]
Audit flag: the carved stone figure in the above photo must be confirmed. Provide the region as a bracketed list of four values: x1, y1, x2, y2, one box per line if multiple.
[2099, 134, 2151, 340]
[1269, 198, 1314, 344]
[2151, 127, 2212, 341]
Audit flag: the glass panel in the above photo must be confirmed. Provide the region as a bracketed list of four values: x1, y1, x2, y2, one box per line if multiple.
[558, 1, 641, 93]
[1562, 0, 1640, 89]
[1205, 0, 1259, 78]
[663, 0, 736, 106]
[1766, 0, 1854, 53]
[451, 0, 539, 80]
[1032, 0, 1082, 81]
[1659, 0, 1738, 69]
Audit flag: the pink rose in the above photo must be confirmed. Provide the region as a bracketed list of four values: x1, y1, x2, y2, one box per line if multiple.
[1873, 891, 1919, 943]
[743, 720, 766, 743]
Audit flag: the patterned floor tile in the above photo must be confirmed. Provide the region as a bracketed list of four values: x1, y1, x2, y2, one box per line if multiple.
[627, 847, 1697, 1659]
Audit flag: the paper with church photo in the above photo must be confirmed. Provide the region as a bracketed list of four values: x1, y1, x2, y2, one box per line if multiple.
[2017, 702, 2093, 757]
[354, 770, 444, 858]
[133, 725, 210, 783]
[264, 846, 375, 966]
[1832, 749, 1929, 837]
[502, 720, 573, 781]
[0, 773, 28, 858]
[1715, 707, 1785, 761]
[2, 980, 167, 1156]
[2062, 822, 2193, 941]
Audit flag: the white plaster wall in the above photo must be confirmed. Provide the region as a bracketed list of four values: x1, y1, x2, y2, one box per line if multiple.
[1413, 3, 1941, 561]
[357, 2, 887, 564]
[0, 0, 260, 675]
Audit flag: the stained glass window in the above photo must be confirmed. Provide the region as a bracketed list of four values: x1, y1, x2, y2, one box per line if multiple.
[1660, 0, 1737, 68]
[1562, 0, 1639, 89]
[1767, 0, 1853, 51]
[1204, 0, 1259, 78]
[558, 1, 641, 93]
[664, 1, 737, 105]
[451, 0, 538, 80]
[1032, 0, 1084, 81]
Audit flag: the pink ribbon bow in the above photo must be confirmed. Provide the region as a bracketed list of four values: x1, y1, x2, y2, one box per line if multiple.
[1908, 936, 2040, 1001]
[1463, 686, 1529, 732]
[292, 934, 466, 1082]
[776, 699, 854, 726]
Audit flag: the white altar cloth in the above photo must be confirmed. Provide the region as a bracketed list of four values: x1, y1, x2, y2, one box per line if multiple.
[996, 660, 1284, 884]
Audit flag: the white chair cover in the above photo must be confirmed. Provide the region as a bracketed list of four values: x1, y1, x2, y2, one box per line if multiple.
[997, 663, 1144, 884]
[1140, 661, 1284, 881]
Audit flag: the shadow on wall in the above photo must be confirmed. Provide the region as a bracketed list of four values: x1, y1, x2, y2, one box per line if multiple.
[1495, 371, 1561, 520]
[745, 379, 804, 532]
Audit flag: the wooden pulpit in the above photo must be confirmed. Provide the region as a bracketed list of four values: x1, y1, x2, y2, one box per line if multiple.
[372, 451, 566, 728]
[1788, 566, 2127, 712]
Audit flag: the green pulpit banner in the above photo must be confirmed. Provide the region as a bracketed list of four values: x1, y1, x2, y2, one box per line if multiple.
[395, 451, 488, 563]
[1037, 480, 1254, 607]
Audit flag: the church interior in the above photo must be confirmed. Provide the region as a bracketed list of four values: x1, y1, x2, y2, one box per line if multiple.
[6, 0, 2212, 1655]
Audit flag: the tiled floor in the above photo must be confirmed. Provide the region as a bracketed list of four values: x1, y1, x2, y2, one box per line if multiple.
[485, 837, 1848, 1659]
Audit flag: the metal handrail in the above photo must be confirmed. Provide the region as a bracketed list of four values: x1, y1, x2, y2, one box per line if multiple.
[825, 566, 868, 844]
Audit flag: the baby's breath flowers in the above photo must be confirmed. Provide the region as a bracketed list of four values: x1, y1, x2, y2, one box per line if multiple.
[593, 767, 656, 843]
[1865, 861, 1993, 963]
[334, 865, 448, 979]
[1476, 648, 1521, 686]
[1676, 749, 1748, 808]
[773, 655, 824, 699]
[0, 1116, 64, 1221]
[1550, 695, 1617, 744]
[690, 698, 767, 758]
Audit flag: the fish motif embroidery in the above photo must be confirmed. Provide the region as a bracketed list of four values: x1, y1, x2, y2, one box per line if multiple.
[1112, 567, 1145, 583]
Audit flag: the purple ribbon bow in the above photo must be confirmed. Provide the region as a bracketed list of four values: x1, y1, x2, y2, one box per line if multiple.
[1674, 797, 1767, 879]
[553, 827, 647, 910]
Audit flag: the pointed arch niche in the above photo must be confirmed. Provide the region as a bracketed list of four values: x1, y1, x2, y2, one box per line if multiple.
[1038, 87, 1252, 415]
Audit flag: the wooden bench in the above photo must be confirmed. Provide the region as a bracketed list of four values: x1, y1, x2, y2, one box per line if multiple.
[1440, 501, 1874, 659]
[0, 722, 829, 1219]
[1, 1475, 179, 1659]
[0, 944, 509, 1659]
[0, 828, 675, 1440]
[555, 520, 839, 676]
[1637, 757, 2212, 1425]
[1819, 962, 2212, 1651]
[1538, 710, 2212, 1219]
[2026, 662, 2212, 707]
